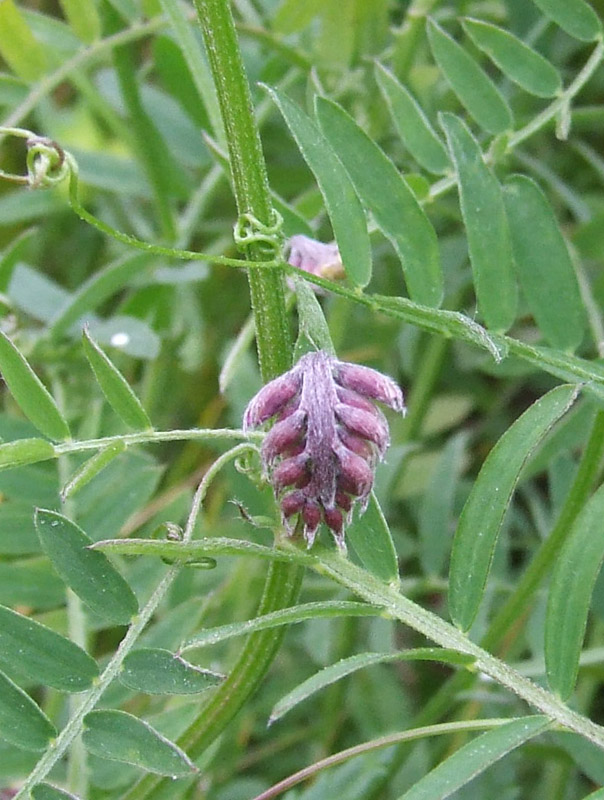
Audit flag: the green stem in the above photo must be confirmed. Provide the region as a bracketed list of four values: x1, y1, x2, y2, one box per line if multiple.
[120, 3, 299, 798]
[193, 0, 291, 380]
[313, 551, 604, 749]
[13, 445, 254, 799]
[251, 718, 521, 800]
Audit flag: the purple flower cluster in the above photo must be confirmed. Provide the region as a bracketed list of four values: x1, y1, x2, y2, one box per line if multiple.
[243, 351, 405, 549]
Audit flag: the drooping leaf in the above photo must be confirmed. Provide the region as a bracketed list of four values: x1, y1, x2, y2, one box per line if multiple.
[270, 648, 474, 723]
[531, 0, 602, 42]
[440, 113, 517, 332]
[315, 96, 443, 307]
[119, 648, 224, 695]
[463, 18, 562, 98]
[503, 175, 586, 351]
[0, 438, 56, 471]
[0, 605, 99, 692]
[265, 86, 372, 287]
[60, 442, 126, 501]
[449, 384, 579, 632]
[82, 328, 152, 431]
[35, 509, 139, 625]
[546, 483, 604, 699]
[397, 716, 549, 800]
[82, 710, 197, 776]
[0, 332, 70, 441]
[375, 62, 450, 175]
[346, 492, 399, 583]
[31, 783, 82, 800]
[0, 669, 57, 751]
[427, 19, 513, 135]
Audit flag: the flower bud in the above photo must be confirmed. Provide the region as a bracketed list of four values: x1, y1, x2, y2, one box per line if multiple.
[243, 350, 404, 549]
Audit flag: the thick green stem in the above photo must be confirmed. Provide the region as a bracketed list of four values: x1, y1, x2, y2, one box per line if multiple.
[193, 0, 291, 380]
[121, 3, 299, 798]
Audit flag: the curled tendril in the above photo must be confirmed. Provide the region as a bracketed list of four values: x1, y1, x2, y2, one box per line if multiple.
[233, 209, 285, 259]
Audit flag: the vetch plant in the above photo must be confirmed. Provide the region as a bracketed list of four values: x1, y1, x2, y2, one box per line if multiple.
[0, 0, 604, 799]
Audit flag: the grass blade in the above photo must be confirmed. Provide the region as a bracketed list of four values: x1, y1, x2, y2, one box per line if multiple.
[265, 86, 372, 287]
[440, 113, 517, 332]
[427, 19, 513, 135]
[397, 716, 549, 800]
[375, 62, 449, 175]
[0, 0, 47, 80]
[463, 18, 562, 98]
[449, 384, 579, 631]
[546, 483, 604, 699]
[503, 175, 587, 351]
[0, 332, 70, 441]
[270, 648, 474, 724]
[316, 96, 443, 307]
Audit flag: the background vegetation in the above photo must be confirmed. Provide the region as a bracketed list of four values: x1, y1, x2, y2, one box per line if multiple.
[1, 0, 604, 798]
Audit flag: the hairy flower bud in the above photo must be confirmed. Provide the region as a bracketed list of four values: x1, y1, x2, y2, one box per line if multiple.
[243, 350, 405, 549]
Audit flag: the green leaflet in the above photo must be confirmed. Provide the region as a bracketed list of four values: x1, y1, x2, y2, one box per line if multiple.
[82, 710, 197, 776]
[546, 483, 604, 700]
[449, 384, 579, 632]
[463, 18, 562, 98]
[0, 332, 70, 441]
[397, 716, 550, 800]
[294, 277, 335, 357]
[31, 784, 81, 800]
[181, 601, 379, 651]
[346, 492, 399, 583]
[270, 648, 474, 723]
[374, 62, 449, 175]
[440, 113, 517, 332]
[0, 668, 56, 751]
[58, 0, 100, 43]
[82, 328, 152, 431]
[35, 509, 139, 625]
[427, 19, 513, 135]
[531, 0, 602, 42]
[61, 441, 126, 501]
[315, 96, 443, 307]
[0, 0, 47, 80]
[0, 438, 56, 471]
[119, 648, 224, 695]
[503, 175, 587, 352]
[0, 605, 99, 692]
[266, 86, 372, 287]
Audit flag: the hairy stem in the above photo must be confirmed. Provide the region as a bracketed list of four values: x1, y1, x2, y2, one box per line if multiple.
[120, 3, 299, 798]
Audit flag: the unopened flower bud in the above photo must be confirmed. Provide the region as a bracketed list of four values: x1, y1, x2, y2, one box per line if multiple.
[243, 350, 405, 549]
